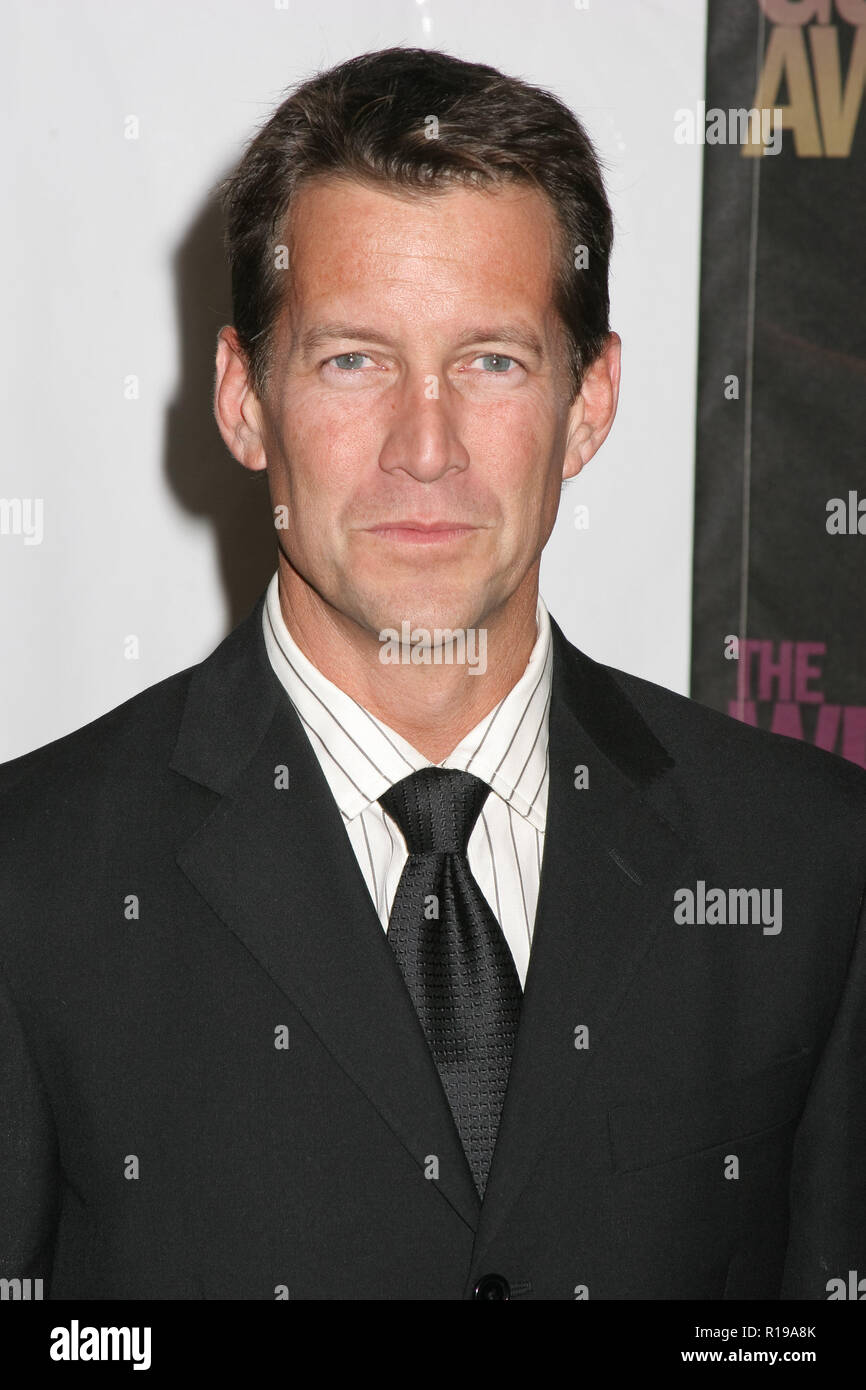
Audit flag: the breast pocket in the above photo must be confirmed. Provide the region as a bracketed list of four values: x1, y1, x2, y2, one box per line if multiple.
[607, 1046, 814, 1174]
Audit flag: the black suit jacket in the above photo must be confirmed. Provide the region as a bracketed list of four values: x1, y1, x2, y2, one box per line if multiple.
[2, 589, 865, 1300]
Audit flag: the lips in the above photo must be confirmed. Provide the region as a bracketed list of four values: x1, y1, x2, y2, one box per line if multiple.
[365, 521, 477, 545]
[369, 520, 474, 531]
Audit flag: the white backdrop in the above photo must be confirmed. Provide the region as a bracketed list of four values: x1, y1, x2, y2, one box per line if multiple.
[1, 0, 707, 761]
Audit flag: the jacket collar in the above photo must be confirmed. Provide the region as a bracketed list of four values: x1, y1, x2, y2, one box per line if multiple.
[170, 585, 674, 799]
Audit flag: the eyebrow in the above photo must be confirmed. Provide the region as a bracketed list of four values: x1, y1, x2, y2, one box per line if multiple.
[296, 322, 546, 360]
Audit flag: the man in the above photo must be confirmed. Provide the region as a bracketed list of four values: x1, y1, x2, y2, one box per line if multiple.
[1, 47, 865, 1302]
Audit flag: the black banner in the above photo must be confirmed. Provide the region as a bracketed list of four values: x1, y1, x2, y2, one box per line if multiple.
[691, 0, 866, 768]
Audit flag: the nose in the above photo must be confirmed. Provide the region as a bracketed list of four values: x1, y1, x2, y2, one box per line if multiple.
[377, 374, 470, 483]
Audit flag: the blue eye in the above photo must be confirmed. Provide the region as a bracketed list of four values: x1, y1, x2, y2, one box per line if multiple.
[331, 352, 370, 370]
[478, 354, 515, 372]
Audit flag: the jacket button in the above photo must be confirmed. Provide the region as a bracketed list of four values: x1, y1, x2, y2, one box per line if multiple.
[473, 1273, 511, 1300]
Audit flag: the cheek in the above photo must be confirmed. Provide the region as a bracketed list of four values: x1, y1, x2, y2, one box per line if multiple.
[462, 400, 556, 500]
[274, 396, 381, 503]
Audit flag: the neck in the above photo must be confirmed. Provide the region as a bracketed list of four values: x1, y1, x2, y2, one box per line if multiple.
[275, 559, 540, 763]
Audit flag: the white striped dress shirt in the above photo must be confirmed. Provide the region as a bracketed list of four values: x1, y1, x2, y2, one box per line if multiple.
[262, 572, 552, 987]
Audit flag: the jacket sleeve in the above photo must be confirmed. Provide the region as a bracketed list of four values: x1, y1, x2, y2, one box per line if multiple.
[780, 877, 866, 1298]
[0, 962, 61, 1285]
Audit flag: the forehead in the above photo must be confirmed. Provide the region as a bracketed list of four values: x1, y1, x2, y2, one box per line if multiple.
[282, 174, 563, 327]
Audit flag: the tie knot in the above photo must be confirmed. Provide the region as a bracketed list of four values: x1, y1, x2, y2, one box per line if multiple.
[378, 767, 491, 856]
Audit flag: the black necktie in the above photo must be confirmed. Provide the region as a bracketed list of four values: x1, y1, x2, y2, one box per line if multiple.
[378, 767, 522, 1199]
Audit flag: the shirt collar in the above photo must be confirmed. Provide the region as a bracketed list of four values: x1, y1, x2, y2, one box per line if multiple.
[263, 572, 552, 831]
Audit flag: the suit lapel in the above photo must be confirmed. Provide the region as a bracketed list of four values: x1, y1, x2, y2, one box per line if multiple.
[171, 592, 481, 1232]
[471, 619, 706, 1265]
[169, 592, 704, 1257]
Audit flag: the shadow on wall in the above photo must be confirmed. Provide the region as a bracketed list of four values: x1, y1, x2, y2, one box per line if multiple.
[163, 185, 277, 633]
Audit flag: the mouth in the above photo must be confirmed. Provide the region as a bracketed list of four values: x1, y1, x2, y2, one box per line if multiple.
[363, 521, 478, 545]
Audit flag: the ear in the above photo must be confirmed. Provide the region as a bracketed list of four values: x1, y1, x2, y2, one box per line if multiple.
[562, 331, 621, 483]
[213, 326, 268, 473]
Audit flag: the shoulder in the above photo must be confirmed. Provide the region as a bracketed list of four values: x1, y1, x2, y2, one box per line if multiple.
[0, 590, 270, 825]
[601, 657, 866, 844]
[0, 663, 198, 831]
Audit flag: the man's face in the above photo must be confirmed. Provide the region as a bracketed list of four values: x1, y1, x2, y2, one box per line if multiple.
[249, 175, 593, 637]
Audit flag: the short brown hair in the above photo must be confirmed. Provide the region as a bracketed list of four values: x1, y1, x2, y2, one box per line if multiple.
[219, 46, 613, 399]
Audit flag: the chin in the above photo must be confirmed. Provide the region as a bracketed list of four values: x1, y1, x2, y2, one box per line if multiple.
[350, 587, 488, 641]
